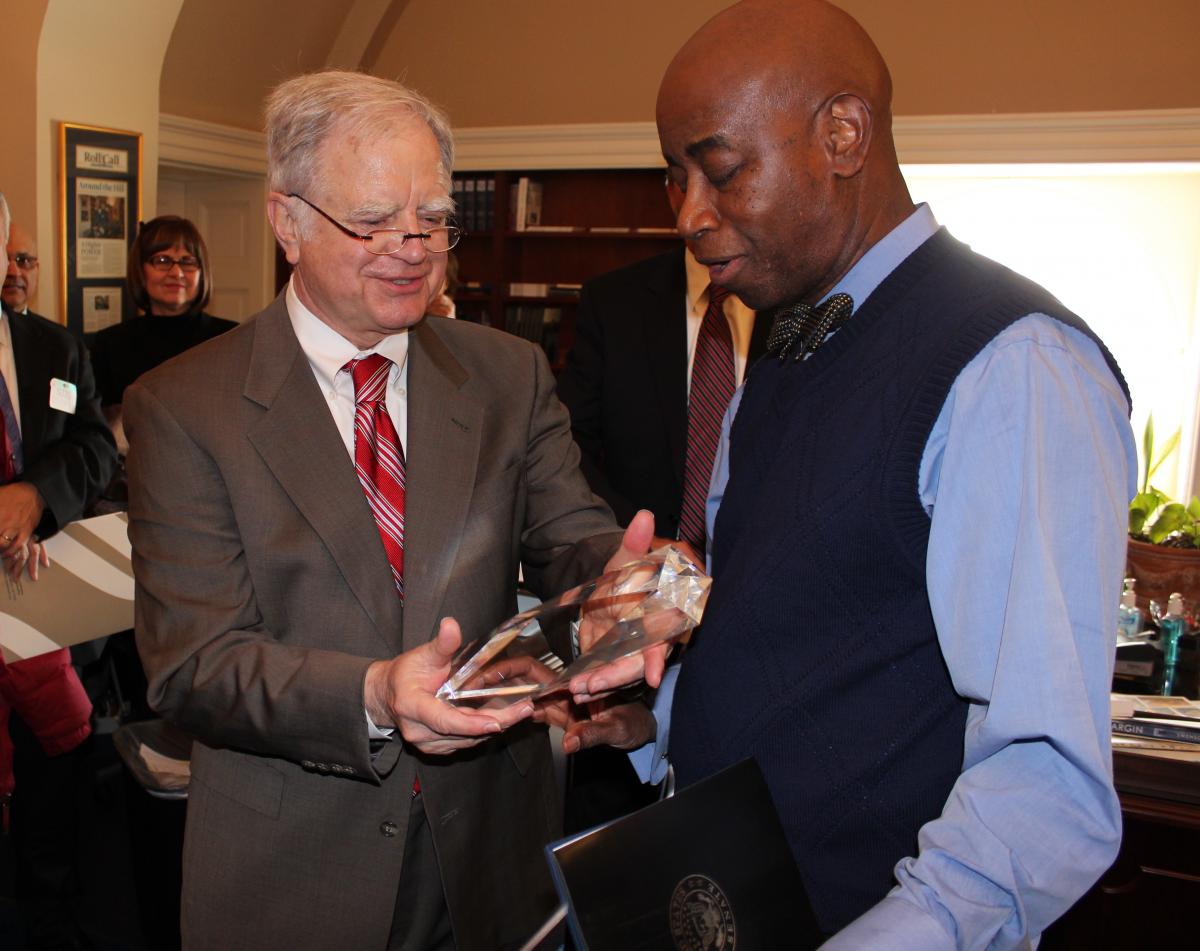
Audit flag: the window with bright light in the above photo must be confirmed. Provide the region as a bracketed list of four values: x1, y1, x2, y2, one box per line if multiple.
[902, 163, 1200, 501]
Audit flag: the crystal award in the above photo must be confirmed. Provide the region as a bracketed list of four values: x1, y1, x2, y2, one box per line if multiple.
[437, 545, 710, 707]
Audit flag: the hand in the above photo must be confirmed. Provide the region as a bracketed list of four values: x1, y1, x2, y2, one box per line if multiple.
[561, 699, 657, 755]
[5, 538, 50, 582]
[362, 616, 535, 756]
[568, 510, 676, 703]
[653, 535, 702, 570]
[0, 482, 45, 562]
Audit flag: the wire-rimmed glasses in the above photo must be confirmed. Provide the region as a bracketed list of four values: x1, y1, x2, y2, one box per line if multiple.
[288, 193, 462, 254]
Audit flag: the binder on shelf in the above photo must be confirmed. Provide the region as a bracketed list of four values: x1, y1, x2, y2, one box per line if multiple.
[483, 177, 495, 232]
[462, 178, 477, 232]
[545, 758, 821, 951]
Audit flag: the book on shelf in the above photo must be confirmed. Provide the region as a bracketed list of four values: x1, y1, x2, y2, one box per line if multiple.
[504, 304, 563, 364]
[452, 174, 495, 232]
[509, 282, 550, 297]
[510, 176, 544, 232]
[461, 177, 476, 231]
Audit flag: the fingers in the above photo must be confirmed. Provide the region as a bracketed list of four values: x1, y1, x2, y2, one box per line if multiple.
[604, 509, 656, 573]
[400, 694, 534, 753]
[562, 701, 656, 753]
[569, 652, 649, 703]
[429, 616, 464, 665]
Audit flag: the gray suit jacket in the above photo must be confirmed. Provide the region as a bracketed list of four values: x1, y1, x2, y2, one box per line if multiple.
[125, 297, 620, 950]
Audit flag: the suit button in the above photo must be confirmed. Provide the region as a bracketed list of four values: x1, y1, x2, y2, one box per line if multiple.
[380, 820, 398, 838]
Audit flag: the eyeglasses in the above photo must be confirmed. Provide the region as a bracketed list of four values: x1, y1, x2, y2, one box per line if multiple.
[146, 254, 201, 273]
[287, 193, 462, 254]
[10, 253, 38, 270]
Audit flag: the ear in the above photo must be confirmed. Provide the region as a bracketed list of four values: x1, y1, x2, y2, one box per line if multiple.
[823, 94, 872, 178]
[267, 192, 302, 265]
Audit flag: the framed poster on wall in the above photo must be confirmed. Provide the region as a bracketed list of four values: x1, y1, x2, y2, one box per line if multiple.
[58, 122, 142, 336]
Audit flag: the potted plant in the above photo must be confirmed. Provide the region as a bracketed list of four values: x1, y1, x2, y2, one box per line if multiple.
[1126, 416, 1200, 610]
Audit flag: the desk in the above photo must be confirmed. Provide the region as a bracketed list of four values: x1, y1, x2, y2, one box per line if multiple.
[1042, 747, 1200, 949]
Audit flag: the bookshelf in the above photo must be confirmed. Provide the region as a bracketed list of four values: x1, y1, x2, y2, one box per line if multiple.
[451, 168, 680, 369]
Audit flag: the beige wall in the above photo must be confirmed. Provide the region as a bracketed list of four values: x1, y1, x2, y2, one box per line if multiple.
[373, 0, 1200, 127]
[10, 0, 1200, 319]
[35, 0, 184, 322]
[1, 0, 50, 236]
[153, 0, 1200, 133]
[159, 0, 348, 130]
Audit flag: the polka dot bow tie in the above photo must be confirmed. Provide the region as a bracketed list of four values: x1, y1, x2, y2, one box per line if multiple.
[765, 292, 855, 361]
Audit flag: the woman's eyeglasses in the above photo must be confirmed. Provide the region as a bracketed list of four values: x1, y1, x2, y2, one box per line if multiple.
[146, 254, 201, 273]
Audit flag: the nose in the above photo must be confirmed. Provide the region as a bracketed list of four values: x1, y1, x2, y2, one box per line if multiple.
[4, 255, 17, 279]
[391, 233, 431, 265]
[675, 181, 720, 241]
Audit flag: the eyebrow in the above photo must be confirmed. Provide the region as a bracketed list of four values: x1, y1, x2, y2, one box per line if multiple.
[685, 133, 734, 158]
[345, 195, 455, 221]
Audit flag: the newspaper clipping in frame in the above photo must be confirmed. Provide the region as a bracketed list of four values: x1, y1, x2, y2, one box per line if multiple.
[76, 177, 128, 279]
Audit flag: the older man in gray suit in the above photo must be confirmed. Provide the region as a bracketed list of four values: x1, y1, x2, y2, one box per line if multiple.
[125, 71, 645, 951]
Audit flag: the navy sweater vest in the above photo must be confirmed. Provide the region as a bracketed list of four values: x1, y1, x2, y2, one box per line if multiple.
[671, 228, 1127, 933]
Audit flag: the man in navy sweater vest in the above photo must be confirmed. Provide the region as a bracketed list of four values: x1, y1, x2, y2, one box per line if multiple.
[563, 2, 1137, 948]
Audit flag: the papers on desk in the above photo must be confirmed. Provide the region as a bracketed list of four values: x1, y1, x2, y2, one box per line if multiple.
[0, 513, 133, 662]
[1111, 694, 1200, 750]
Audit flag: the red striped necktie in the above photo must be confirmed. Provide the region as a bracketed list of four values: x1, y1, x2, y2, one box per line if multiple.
[678, 285, 735, 552]
[346, 354, 406, 600]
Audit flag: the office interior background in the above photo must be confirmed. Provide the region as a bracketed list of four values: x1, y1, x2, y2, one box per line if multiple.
[5, 0, 1200, 499]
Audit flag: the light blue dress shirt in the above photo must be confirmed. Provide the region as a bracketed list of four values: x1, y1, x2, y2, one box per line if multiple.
[631, 205, 1136, 950]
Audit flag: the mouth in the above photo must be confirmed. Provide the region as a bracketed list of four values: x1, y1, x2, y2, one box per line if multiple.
[696, 255, 743, 285]
[2, 279, 23, 291]
[372, 274, 428, 295]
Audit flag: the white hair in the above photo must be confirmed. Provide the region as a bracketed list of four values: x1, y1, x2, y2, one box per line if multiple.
[0, 192, 9, 245]
[264, 70, 455, 198]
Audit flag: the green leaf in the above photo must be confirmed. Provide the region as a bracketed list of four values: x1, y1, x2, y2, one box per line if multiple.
[1187, 496, 1200, 520]
[1148, 503, 1188, 543]
[1141, 415, 1155, 494]
[1147, 428, 1180, 484]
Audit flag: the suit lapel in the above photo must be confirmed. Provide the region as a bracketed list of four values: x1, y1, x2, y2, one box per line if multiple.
[402, 318, 481, 653]
[7, 311, 50, 458]
[642, 248, 690, 487]
[243, 300, 403, 654]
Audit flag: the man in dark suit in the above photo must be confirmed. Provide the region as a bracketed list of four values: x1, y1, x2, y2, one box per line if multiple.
[555, 189, 767, 830]
[557, 186, 768, 549]
[0, 199, 116, 578]
[0, 192, 118, 949]
[124, 72, 644, 951]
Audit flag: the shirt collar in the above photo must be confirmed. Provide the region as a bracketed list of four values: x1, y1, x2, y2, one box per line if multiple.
[826, 203, 939, 311]
[285, 279, 410, 390]
[683, 247, 713, 312]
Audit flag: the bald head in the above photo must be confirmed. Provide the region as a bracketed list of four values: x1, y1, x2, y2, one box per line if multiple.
[656, 0, 912, 310]
[665, 0, 893, 129]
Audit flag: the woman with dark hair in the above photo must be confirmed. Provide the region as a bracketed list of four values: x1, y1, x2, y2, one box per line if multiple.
[88, 215, 236, 453]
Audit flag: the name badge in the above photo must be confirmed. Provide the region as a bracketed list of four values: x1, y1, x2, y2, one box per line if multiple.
[49, 378, 78, 415]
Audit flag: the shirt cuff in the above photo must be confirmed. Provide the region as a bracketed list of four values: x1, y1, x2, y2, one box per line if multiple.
[365, 708, 395, 741]
[626, 663, 678, 785]
[819, 894, 953, 951]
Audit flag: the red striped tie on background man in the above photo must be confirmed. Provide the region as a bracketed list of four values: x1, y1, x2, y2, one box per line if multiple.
[678, 285, 735, 553]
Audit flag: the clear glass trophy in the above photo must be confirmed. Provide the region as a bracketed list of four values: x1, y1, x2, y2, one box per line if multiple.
[438, 545, 710, 708]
